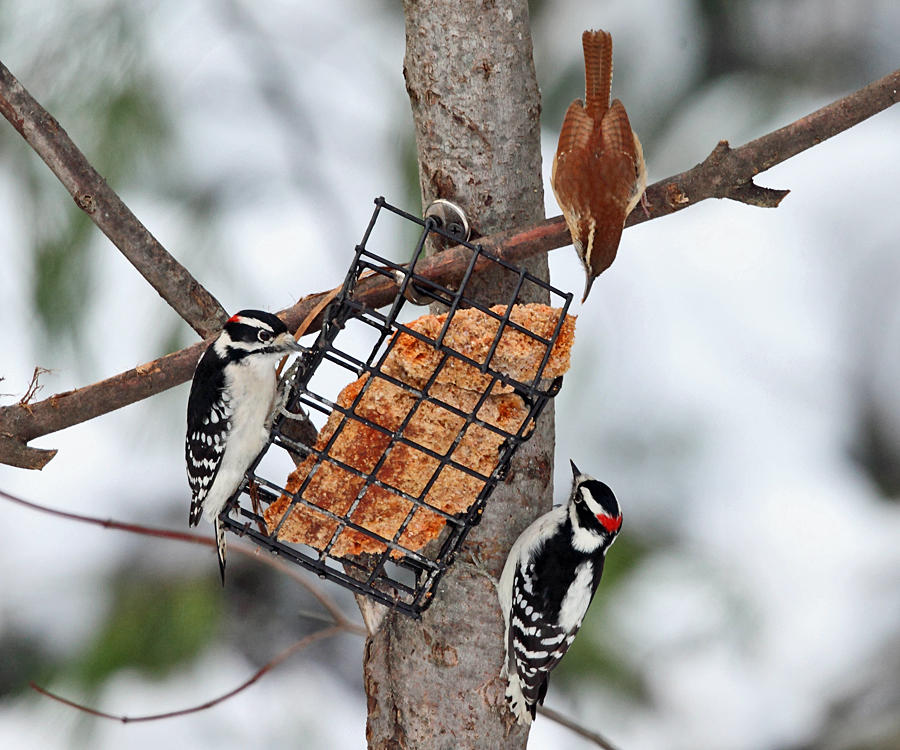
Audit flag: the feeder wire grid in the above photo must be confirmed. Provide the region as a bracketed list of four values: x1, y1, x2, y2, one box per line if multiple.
[220, 197, 573, 616]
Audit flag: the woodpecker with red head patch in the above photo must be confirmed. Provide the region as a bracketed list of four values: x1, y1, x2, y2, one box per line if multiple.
[498, 460, 622, 724]
[186, 310, 303, 582]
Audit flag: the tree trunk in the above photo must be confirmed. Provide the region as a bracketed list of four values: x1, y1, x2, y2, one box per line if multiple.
[363, 2, 552, 748]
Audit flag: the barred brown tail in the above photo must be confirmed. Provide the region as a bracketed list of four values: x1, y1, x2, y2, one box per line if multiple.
[582, 29, 613, 122]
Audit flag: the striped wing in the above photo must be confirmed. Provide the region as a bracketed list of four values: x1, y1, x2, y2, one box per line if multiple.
[508, 561, 581, 712]
[185, 351, 232, 525]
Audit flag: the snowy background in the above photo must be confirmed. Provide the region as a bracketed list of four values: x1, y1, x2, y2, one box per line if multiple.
[1, 1, 899, 748]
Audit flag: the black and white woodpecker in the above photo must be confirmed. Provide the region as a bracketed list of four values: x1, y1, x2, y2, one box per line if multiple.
[498, 460, 622, 724]
[185, 309, 303, 583]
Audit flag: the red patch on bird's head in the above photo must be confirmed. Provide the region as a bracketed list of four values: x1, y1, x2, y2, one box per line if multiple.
[597, 513, 622, 533]
[228, 313, 241, 323]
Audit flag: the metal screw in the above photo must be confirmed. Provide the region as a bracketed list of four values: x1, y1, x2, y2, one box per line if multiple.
[424, 199, 471, 242]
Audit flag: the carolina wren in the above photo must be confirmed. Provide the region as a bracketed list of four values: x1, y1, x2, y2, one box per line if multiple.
[551, 29, 647, 301]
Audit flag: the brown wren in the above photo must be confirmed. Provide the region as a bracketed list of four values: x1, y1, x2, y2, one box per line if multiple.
[551, 29, 647, 301]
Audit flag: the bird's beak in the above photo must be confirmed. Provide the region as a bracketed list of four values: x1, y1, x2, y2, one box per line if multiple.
[569, 459, 580, 478]
[581, 275, 594, 303]
[278, 333, 304, 353]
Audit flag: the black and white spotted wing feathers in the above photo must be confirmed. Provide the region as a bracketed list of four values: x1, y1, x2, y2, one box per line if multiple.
[507, 533, 605, 716]
[185, 352, 232, 526]
[185, 309, 304, 584]
[499, 463, 622, 724]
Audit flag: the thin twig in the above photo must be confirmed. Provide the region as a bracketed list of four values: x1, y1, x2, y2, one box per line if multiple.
[1, 68, 898, 470]
[0, 487, 368, 635]
[1, 485, 364, 722]
[0, 60, 227, 338]
[5, 487, 613, 742]
[30, 626, 342, 723]
[536, 704, 621, 750]
[18, 366, 51, 407]
[276, 284, 341, 377]
[0, 487, 213, 546]
[254, 552, 367, 636]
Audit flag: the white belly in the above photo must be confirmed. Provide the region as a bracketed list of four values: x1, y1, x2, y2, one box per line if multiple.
[557, 561, 595, 632]
[203, 358, 278, 520]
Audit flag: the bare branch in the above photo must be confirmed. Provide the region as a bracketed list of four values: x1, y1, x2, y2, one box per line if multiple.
[260, 553, 367, 637]
[2, 68, 898, 470]
[536, 705, 621, 750]
[30, 626, 341, 723]
[0, 60, 227, 338]
[0, 486, 224, 546]
[1, 485, 364, 721]
[0, 340, 208, 469]
[0, 486, 368, 634]
[631, 67, 900, 223]
[5, 487, 613, 741]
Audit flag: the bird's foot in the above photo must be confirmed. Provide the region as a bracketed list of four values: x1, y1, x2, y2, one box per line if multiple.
[640, 190, 651, 218]
[461, 549, 499, 589]
[247, 478, 269, 534]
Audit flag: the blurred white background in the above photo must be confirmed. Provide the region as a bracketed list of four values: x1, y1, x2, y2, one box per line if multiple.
[1, 1, 899, 748]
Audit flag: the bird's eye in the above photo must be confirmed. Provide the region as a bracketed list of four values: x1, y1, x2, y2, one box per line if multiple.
[257, 330, 273, 343]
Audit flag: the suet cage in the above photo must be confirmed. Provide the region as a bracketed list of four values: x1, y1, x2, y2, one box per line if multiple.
[220, 198, 573, 616]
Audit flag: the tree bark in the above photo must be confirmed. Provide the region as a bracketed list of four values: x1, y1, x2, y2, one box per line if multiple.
[364, 2, 549, 748]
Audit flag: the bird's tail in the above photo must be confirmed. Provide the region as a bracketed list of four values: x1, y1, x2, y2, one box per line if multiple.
[215, 517, 226, 585]
[188, 500, 202, 528]
[582, 29, 613, 121]
[505, 669, 535, 725]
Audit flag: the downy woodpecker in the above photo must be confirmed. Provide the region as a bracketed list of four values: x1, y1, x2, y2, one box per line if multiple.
[186, 309, 302, 582]
[498, 460, 622, 723]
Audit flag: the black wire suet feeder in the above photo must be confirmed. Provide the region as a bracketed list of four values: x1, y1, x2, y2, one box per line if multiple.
[220, 198, 573, 616]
